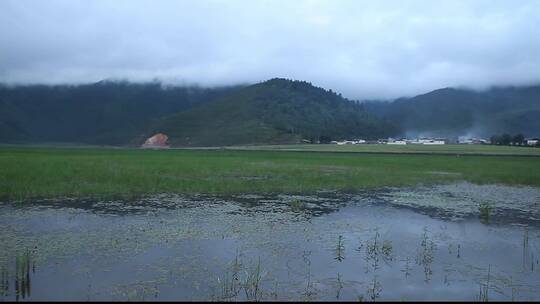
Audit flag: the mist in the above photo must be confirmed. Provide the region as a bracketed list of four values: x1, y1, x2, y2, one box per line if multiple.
[1, 0, 540, 100]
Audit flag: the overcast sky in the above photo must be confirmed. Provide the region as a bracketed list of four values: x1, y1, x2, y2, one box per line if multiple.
[1, 0, 540, 100]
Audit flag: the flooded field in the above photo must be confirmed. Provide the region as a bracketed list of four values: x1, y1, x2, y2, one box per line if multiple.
[1, 182, 540, 301]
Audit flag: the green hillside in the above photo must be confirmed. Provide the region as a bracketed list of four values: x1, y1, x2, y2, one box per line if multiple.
[0, 81, 240, 145]
[150, 78, 397, 146]
[364, 85, 540, 138]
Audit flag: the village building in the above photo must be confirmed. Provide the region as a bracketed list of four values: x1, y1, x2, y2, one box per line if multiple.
[458, 137, 490, 144]
[333, 139, 367, 145]
[423, 138, 446, 145]
[526, 138, 539, 146]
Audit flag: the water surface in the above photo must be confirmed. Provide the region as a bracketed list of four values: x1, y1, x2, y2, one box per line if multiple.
[1, 182, 539, 301]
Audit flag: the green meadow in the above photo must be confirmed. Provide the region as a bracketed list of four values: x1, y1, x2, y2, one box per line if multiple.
[229, 143, 540, 155]
[1, 145, 539, 201]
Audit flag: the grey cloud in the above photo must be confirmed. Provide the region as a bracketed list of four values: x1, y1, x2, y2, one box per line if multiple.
[1, 0, 540, 99]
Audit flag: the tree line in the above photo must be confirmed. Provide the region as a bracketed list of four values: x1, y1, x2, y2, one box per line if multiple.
[490, 133, 538, 147]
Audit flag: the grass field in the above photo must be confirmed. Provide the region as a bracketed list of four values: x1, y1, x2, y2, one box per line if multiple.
[1, 145, 539, 201]
[226, 143, 540, 156]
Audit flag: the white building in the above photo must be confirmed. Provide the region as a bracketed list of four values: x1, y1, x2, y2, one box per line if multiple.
[458, 137, 489, 145]
[387, 140, 407, 145]
[458, 137, 473, 144]
[407, 138, 446, 145]
[334, 139, 366, 145]
[526, 138, 539, 146]
[423, 139, 446, 145]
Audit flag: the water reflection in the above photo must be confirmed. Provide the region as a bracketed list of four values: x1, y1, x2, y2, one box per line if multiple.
[0, 266, 8, 298]
[334, 236, 345, 262]
[522, 229, 540, 272]
[1, 250, 35, 301]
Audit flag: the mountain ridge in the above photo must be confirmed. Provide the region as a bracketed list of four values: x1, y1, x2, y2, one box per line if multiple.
[363, 84, 540, 138]
[0, 79, 539, 146]
[148, 78, 396, 146]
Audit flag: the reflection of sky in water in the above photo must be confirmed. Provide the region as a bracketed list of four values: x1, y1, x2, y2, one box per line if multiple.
[1, 184, 540, 301]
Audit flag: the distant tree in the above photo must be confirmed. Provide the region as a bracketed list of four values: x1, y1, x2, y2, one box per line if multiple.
[512, 133, 525, 146]
[490, 135, 501, 145]
[319, 135, 332, 144]
[501, 133, 512, 145]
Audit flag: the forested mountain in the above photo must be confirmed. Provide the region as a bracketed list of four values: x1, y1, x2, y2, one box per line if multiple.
[1, 78, 538, 147]
[364, 85, 540, 138]
[0, 81, 240, 145]
[149, 78, 397, 146]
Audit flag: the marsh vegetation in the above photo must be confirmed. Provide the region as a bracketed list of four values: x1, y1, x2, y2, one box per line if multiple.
[1, 146, 539, 201]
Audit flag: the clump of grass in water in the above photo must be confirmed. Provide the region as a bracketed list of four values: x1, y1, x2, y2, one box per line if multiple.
[381, 240, 393, 258]
[362, 228, 393, 272]
[367, 275, 382, 301]
[479, 202, 491, 224]
[241, 257, 264, 301]
[215, 251, 242, 301]
[214, 253, 266, 301]
[288, 199, 306, 210]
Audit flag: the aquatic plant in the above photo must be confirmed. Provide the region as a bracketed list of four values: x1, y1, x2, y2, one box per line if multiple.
[367, 276, 382, 301]
[363, 229, 393, 272]
[381, 240, 393, 258]
[215, 251, 242, 301]
[269, 281, 279, 300]
[241, 257, 264, 301]
[335, 273, 343, 300]
[477, 264, 491, 302]
[335, 235, 345, 262]
[299, 249, 316, 300]
[14, 250, 33, 301]
[401, 256, 412, 278]
[288, 199, 306, 210]
[521, 229, 538, 272]
[214, 253, 266, 302]
[216, 269, 240, 301]
[113, 282, 160, 301]
[417, 227, 436, 282]
[479, 202, 491, 224]
[302, 271, 316, 300]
